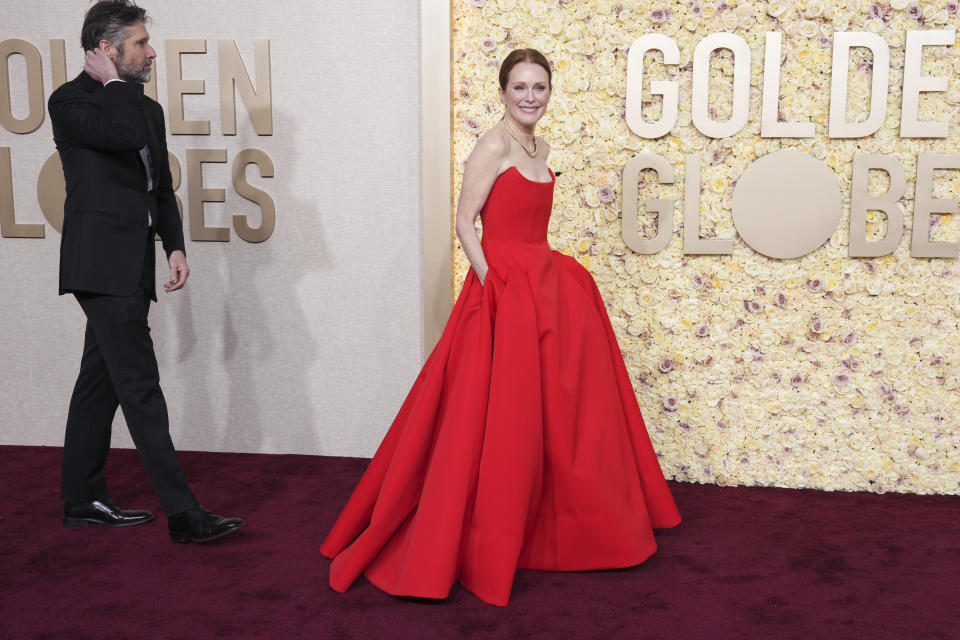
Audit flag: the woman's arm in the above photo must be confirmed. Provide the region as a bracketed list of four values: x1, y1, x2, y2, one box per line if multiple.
[455, 131, 508, 286]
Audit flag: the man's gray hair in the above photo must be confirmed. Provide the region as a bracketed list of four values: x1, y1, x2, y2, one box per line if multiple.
[80, 1, 150, 53]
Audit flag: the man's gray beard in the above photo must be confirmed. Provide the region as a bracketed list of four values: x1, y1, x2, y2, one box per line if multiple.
[117, 58, 150, 84]
[119, 68, 150, 83]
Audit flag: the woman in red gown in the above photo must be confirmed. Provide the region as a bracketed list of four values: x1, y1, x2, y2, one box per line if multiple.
[321, 49, 681, 606]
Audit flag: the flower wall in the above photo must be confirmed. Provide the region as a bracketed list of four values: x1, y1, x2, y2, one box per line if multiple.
[451, 0, 960, 494]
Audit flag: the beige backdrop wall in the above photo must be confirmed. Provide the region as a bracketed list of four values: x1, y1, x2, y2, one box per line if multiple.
[451, 0, 960, 495]
[0, 0, 424, 456]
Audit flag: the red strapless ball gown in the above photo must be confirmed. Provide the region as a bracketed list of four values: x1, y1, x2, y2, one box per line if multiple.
[321, 166, 681, 606]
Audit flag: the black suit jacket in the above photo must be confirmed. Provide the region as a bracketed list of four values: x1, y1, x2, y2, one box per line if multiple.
[49, 71, 185, 300]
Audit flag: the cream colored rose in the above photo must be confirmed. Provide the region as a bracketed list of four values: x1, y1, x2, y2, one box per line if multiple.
[799, 20, 819, 38]
[767, 0, 787, 18]
[805, 0, 825, 17]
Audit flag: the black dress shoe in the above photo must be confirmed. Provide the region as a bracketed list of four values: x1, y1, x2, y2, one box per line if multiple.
[168, 506, 244, 543]
[63, 499, 154, 528]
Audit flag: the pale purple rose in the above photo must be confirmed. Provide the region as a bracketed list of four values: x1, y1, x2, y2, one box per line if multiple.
[650, 7, 668, 23]
[869, 2, 884, 19]
[467, 0, 486, 7]
[947, 1, 958, 15]
[692, 274, 705, 289]
[733, 318, 746, 330]
[743, 300, 763, 314]
[843, 358, 860, 371]
[809, 317, 824, 334]
[818, 36, 832, 47]
[906, 2, 922, 19]
[775, 292, 788, 307]
[790, 373, 806, 387]
[717, 420, 727, 430]
[464, 118, 483, 135]
[842, 330, 858, 346]
[752, 353, 766, 364]
[931, 356, 944, 367]
[806, 278, 824, 292]
[832, 373, 850, 387]
[458, 86, 472, 101]
[597, 186, 615, 204]
[658, 358, 675, 374]
[479, 37, 497, 53]
[716, 0, 729, 11]
[696, 324, 711, 338]
[709, 149, 725, 165]
[662, 395, 679, 414]
[910, 336, 922, 347]
[754, 285, 766, 296]
[689, 1, 703, 15]
[864, 261, 877, 274]
[878, 382, 892, 395]
[678, 421, 692, 432]
[942, 267, 955, 279]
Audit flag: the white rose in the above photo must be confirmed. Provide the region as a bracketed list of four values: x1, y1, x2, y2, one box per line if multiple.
[767, 0, 788, 18]
[799, 20, 819, 38]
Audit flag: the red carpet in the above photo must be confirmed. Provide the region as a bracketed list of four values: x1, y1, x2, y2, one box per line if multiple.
[1, 445, 958, 639]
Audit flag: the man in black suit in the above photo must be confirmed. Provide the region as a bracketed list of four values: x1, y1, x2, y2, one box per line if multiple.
[50, 0, 242, 543]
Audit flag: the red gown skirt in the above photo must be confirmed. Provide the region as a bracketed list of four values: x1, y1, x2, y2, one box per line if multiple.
[321, 167, 681, 606]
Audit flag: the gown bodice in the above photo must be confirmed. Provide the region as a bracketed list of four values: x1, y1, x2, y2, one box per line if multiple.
[479, 166, 555, 250]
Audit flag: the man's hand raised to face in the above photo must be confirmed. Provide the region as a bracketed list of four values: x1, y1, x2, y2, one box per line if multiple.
[84, 48, 120, 85]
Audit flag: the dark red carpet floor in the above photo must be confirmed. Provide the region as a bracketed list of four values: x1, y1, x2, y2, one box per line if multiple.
[1, 445, 958, 639]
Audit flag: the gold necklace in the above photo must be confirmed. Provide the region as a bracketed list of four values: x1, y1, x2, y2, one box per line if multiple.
[504, 120, 538, 158]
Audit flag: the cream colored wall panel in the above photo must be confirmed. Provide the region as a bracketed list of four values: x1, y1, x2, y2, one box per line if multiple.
[0, 0, 424, 457]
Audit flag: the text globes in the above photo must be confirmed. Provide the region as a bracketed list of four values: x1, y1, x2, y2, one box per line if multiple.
[621, 29, 960, 260]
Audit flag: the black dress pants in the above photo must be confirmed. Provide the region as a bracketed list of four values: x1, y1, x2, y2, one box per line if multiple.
[61, 229, 197, 516]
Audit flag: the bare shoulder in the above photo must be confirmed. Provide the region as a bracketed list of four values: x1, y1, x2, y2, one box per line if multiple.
[467, 125, 511, 171]
[473, 125, 510, 157]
